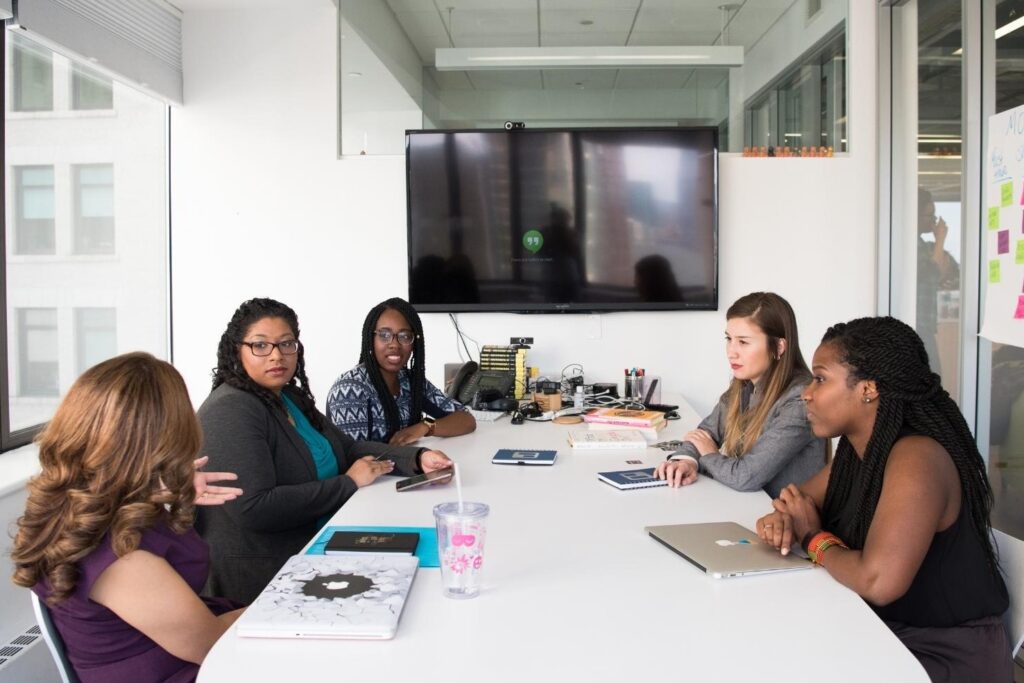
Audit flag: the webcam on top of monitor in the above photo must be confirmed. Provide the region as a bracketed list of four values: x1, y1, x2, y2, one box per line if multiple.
[504, 121, 525, 130]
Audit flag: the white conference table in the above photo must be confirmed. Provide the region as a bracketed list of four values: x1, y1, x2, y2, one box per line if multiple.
[200, 401, 927, 682]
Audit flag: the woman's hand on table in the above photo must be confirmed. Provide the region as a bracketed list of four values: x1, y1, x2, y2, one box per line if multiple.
[419, 450, 453, 474]
[654, 459, 698, 488]
[773, 483, 821, 551]
[757, 485, 820, 556]
[346, 456, 395, 487]
[389, 423, 429, 445]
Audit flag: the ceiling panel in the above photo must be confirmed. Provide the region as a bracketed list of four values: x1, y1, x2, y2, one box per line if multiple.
[386, 0, 535, 11]
[449, 9, 540, 38]
[724, 2, 794, 50]
[538, 0, 642, 9]
[541, 9, 637, 35]
[635, 0, 727, 7]
[631, 7, 721, 41]
[541, 31, 632, 47]
[390, 9, 451, 64]
[627, 30, 721, 46]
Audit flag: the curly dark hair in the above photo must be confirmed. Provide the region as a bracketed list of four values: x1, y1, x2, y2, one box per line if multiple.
[359, 297, 426, 441]
[820, 316, 998, 571]
[211, 298, 322, 429]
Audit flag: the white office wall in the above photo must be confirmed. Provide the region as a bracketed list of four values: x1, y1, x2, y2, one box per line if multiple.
[171, 1, 877, 419]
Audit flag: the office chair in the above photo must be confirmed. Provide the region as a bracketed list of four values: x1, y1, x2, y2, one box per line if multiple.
[994, 529, 1024, 664]
[30, 591, 79, 683]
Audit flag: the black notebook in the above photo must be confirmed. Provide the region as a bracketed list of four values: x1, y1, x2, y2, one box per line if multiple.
[325, 531, 420, 555]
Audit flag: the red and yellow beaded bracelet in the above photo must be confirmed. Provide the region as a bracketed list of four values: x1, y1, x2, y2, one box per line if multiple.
[804, 530, 849, 565]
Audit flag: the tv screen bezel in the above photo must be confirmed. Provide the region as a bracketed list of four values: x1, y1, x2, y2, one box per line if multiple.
[405, 125, 719, 314]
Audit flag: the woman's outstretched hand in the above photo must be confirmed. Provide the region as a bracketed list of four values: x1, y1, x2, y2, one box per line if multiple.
[193, 456, 243, 506]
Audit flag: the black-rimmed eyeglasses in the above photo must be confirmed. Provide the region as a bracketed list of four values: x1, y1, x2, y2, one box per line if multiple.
[375, 329, 417, 346]
[239, 340, 301, 357]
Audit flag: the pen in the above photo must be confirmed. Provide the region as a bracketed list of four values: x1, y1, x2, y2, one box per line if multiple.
[373, 447, 397, 461]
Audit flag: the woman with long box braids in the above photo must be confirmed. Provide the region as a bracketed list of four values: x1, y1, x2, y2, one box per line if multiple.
[757, 316, 1011, 681]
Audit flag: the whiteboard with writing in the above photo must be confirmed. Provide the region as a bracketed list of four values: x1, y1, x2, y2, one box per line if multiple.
[981, 103, 1024, 347]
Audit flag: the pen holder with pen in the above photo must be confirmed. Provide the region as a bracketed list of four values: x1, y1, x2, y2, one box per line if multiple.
[624, 374, 661, 405]
[624, 375, 644, 401]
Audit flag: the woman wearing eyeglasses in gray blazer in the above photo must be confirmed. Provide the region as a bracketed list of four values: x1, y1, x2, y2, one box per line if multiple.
[326, 297, 476, 445]
[195, 298, 453, 605]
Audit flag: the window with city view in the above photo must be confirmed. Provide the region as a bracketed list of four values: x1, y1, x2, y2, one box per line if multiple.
[3, 30, 168, 445]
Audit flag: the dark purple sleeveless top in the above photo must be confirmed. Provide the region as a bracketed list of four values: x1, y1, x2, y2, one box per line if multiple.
[33, 522, 237, 683]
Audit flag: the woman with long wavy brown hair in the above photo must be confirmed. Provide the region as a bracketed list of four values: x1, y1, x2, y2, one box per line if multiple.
[654, 291, 827, 497]
[11, 352, 243, 683]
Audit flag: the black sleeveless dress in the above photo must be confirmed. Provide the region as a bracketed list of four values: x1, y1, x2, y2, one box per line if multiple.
[823, 440, 1012, 682]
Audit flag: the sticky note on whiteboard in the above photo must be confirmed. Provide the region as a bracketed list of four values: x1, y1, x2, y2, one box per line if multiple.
[990, 260, 1001, 283]
[1018, 240, 1024, 264]
[999, 230, 1010, 254]
[1003, 182, 1014, 207]
[1016, 295, 1024, 320]
[989, 207, 1000, 229]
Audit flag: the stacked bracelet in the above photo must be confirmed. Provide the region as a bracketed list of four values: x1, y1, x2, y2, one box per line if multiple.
[804, 530, 849, 566]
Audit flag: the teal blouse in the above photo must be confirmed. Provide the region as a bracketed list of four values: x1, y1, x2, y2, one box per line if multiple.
[282, 394, 339, 481]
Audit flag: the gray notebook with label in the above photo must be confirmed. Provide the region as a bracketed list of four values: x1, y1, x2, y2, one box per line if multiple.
[645, 522, 811, 578]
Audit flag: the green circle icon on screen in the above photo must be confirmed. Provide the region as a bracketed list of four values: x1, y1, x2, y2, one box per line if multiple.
[523, 230, 544, 253]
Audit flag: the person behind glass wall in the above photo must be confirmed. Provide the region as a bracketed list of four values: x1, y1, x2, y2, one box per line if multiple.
[758, 317, 1010, 682]
[655, 292, 826, 497]
[326, 297, 475, 444]
[916, 187, 960, 371]
[195, 298, 453, 604]
[11, 353, 244, 683]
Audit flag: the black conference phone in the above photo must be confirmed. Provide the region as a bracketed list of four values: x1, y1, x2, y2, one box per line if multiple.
[447, 361, 515, 408]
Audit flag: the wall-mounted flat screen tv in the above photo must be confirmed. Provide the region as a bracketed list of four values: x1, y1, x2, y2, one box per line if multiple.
[406, 127, 718, 312]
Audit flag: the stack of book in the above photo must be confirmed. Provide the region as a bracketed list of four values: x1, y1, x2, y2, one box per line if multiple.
[480, 344, 528, 399]
[582, 408, 667, 441]
[568, 429, 648, 450]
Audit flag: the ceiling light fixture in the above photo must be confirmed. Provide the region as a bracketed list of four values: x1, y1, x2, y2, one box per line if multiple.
[996, 15, 1024, 39]
[435, 46, 743, 70]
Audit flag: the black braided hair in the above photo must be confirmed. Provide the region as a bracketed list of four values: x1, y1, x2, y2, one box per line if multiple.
[820, 316, 998, 571]
[211, 298, 323, 430]
[358, 297, 426, 441]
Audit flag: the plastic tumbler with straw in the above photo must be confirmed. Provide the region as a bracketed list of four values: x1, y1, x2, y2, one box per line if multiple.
[434, 463, 489, 598]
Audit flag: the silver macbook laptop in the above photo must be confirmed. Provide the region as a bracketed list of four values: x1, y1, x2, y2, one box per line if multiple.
[236, 554, 419, 639]
[645, 522, 811, 578]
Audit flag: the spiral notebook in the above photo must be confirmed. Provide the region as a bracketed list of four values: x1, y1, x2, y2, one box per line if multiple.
[597, 468, 668, 490]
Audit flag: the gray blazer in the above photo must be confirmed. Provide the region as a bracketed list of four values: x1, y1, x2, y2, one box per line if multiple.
[195, 383, 423, 604]
[669, 376, 826, 498]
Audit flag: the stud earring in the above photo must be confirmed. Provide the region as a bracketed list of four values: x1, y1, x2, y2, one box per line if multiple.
[863, 397, 873, 403]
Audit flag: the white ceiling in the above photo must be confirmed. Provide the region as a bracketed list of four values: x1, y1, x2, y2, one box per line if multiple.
[383, 0, 795, 91]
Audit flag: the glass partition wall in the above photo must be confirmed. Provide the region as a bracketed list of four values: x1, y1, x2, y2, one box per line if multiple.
[339, 0, 849, 156]
[883, 0, 1024, 541]
[985, 0, 1024, 540]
